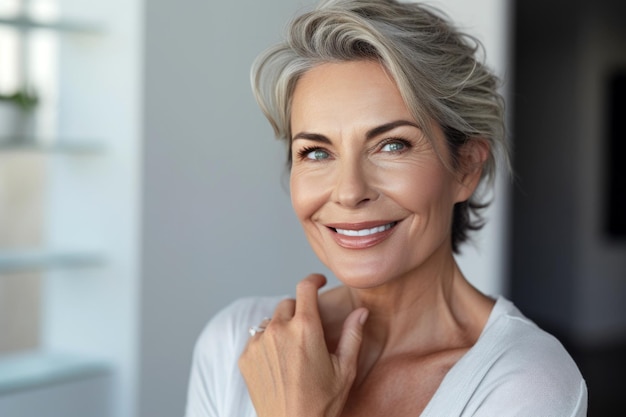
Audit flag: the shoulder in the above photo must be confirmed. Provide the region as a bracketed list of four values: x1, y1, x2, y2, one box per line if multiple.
[425, 297, 587, 416]
[194, 295, 285, 357]
[185, 296, 285, 417]
[467, 297, 588, 416]
[486, 297, 580, 375]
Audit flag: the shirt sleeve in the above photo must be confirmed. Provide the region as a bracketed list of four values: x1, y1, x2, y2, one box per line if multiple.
[184, 305, 232, 417]
[471, 370, 587, 416]
[184, 296, 282, 417]
[470, 329, 588, 417]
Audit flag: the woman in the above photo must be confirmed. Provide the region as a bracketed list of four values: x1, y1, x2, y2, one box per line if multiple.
[185, 1, 587, 416]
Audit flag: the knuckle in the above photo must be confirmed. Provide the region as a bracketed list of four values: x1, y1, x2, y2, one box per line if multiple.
[263, 322, 278, 337]
[293, 312, 311, 326]
[276, 298, 295, 311]
[292, 312, 318, 331]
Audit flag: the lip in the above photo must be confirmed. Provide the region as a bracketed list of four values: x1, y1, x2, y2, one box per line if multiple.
[324, 220, 399, 249]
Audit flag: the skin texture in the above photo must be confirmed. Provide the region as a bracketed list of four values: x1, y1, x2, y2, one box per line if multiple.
[239, 61, 495, 417]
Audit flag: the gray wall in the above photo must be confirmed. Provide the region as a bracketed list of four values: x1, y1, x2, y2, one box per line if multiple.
[140, 1, 322, 416]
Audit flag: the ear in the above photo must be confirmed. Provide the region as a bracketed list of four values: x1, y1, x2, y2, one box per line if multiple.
[454, 138, 489, 203]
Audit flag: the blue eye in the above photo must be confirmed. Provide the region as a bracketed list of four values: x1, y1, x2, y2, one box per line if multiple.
[304, 148, 330, 160]
[380, 141, 406, 152]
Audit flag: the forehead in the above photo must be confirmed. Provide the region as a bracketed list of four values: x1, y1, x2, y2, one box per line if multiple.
[290, 61, 415, 134]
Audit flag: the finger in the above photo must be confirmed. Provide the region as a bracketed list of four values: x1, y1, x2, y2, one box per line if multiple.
[335, 308, 369, 376]
[273, 298, 296, 321]
[294, 273, 327, 318]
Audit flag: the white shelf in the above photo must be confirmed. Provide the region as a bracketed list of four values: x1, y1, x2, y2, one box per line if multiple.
[0, 351, 111, 394]
[0, 17, 103, 34]
[0, 251, 104, 273]
[0, 139, 105, 154]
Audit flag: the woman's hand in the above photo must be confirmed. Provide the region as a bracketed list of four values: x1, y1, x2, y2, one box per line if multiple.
[238, 274, 369, 417]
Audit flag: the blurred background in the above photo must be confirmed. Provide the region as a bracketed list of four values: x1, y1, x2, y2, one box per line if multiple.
[0, 0, 622, 416]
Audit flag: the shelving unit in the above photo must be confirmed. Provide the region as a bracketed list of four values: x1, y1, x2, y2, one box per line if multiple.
[0, 16, 102, 33]
[0, 251, 104, 273]
[0, 138, 105, 153]
[0, 9, 112, 405]
[0, 13, 108, 257]
[0, 13, 108, 276]
[0, 350, 110, 395]
[0, 1, 142, 414]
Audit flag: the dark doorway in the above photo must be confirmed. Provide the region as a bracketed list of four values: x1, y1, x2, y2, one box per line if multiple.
[511, 0, 626, 415]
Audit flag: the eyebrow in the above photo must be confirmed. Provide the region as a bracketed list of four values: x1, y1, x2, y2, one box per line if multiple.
[291, 120, 421, 143]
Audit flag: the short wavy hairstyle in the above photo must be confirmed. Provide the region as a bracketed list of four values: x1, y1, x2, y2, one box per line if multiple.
[251, 0, 507, 253]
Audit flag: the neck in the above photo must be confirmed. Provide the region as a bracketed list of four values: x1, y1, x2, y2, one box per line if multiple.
[320, 247, 493, 363]
[354, 255, 464, 349]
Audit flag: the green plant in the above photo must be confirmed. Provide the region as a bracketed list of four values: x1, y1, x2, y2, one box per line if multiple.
[0, 86, 39, 111]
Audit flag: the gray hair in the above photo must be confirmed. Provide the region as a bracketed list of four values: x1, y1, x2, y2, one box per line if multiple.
[251, 0, 508, 252]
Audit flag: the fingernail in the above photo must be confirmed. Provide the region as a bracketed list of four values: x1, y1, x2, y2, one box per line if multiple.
[359, 309, 369, 325]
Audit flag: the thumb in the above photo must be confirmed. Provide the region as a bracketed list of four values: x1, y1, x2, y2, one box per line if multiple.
[335, 308, 369, 374]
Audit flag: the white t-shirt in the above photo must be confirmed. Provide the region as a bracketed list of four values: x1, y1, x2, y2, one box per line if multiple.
[184, 295, 587, 417]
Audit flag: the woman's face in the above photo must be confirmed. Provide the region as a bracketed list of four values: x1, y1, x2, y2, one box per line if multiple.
[289, 61, 478, 289]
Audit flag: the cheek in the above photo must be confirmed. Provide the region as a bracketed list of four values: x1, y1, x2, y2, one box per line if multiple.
[378, 161, 452, 204]
[289, 169, 328, 222]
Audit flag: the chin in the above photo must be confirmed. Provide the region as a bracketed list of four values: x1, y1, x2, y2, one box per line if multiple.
[337, 277, 385, 290]
[327, 259, 400, 290]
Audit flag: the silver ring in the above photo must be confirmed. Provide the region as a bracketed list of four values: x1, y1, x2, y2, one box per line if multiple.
[248, 317, 272, 337]
[248, 326, 265, 336]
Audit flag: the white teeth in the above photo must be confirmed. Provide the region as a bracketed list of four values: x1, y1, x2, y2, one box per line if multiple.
[335, 222, 395, 237]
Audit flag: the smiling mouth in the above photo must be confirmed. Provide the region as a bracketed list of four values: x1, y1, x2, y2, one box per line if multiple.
[330, 221, 398, 237]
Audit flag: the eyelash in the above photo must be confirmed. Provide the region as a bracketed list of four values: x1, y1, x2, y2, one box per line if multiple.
[294, 137, 413, 161]
[376, 137, 412, 153]
[296, 145, 328, 160]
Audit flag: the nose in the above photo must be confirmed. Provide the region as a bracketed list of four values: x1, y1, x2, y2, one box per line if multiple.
[331, 158, 378, 208]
